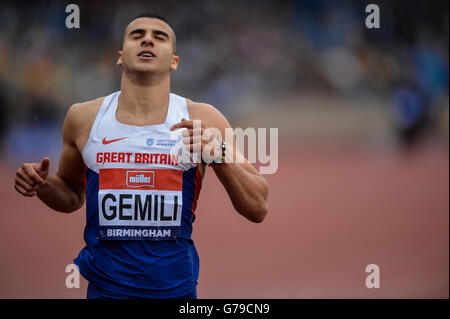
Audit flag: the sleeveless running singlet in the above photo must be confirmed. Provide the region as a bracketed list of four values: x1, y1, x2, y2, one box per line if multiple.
[73, 91, 203, 298]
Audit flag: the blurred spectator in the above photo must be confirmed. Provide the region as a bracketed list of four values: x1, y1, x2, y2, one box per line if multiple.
[0, 0, 448, 157]
[0, 85, 7, 150]
[393, 80, 431, 149]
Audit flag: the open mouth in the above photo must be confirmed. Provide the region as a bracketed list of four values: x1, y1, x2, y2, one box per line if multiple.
[138, 50, 156, 59]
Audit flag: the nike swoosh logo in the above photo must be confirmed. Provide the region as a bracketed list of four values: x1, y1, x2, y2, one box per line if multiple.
[102, 137, 128, 145]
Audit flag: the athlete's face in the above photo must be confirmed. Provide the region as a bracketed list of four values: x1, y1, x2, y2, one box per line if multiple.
[117, 18, 179, 74]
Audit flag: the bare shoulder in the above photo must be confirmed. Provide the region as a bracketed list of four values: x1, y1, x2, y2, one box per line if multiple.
[186, 99, 231, 129]
[66, 96, 104, 125]
[64, 96, 105, 151]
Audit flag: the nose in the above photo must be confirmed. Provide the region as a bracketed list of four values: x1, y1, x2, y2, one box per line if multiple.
[141, 34, 154, 47]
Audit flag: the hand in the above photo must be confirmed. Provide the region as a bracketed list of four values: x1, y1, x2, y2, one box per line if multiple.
[14, 157, 50, 197]
[170, 118, 222, 163]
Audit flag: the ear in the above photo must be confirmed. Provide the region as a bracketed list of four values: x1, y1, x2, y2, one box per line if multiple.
[117, 50, 123, 67]
[170, 54, 180, 72]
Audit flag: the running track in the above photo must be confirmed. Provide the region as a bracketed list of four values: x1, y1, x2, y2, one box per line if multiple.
[0, 145, 448, 298]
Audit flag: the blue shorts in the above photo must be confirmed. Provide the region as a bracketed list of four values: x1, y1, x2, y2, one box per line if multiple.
[86, 282, 198, 299]
[86, 283, 197, 299]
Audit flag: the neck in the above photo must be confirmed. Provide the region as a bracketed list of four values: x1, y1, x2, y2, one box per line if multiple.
[118, 69, 171, 124]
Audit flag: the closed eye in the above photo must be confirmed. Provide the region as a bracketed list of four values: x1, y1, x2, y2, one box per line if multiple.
[153, 30, 169, 41]
[129, 29, 145, 40]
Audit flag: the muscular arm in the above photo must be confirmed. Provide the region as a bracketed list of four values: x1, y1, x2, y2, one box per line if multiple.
[36, 105, 86, 213]
[177, 102, 269, 223]
[208, 107, 268, 223]
[211, 151, 269, 223]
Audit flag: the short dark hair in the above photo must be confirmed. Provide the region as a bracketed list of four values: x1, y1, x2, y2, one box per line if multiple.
[121, 13, 177, 53]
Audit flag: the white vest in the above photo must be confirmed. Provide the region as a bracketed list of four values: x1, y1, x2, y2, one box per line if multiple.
[82, 91, 200, 241]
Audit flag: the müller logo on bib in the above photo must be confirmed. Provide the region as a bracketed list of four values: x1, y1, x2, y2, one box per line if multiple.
[126, 170, 155, 188]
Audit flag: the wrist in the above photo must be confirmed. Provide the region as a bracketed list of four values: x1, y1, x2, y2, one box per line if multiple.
[208, 141, 227, 166]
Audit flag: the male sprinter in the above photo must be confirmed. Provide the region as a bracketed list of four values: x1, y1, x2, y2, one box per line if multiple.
[13, 13, 268, 299]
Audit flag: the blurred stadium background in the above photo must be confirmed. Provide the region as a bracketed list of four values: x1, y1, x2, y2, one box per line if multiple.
[0, 0, 448, 298]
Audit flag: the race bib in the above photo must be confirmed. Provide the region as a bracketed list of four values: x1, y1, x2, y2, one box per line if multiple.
[97, 168, 183, 240]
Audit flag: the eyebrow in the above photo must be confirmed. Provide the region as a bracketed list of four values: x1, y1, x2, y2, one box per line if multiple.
[128, 28, 170, 39]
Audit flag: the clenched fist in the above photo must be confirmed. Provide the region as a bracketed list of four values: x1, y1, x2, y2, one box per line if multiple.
[170, 118, 222, 164]
[14, 157, 50, 197]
